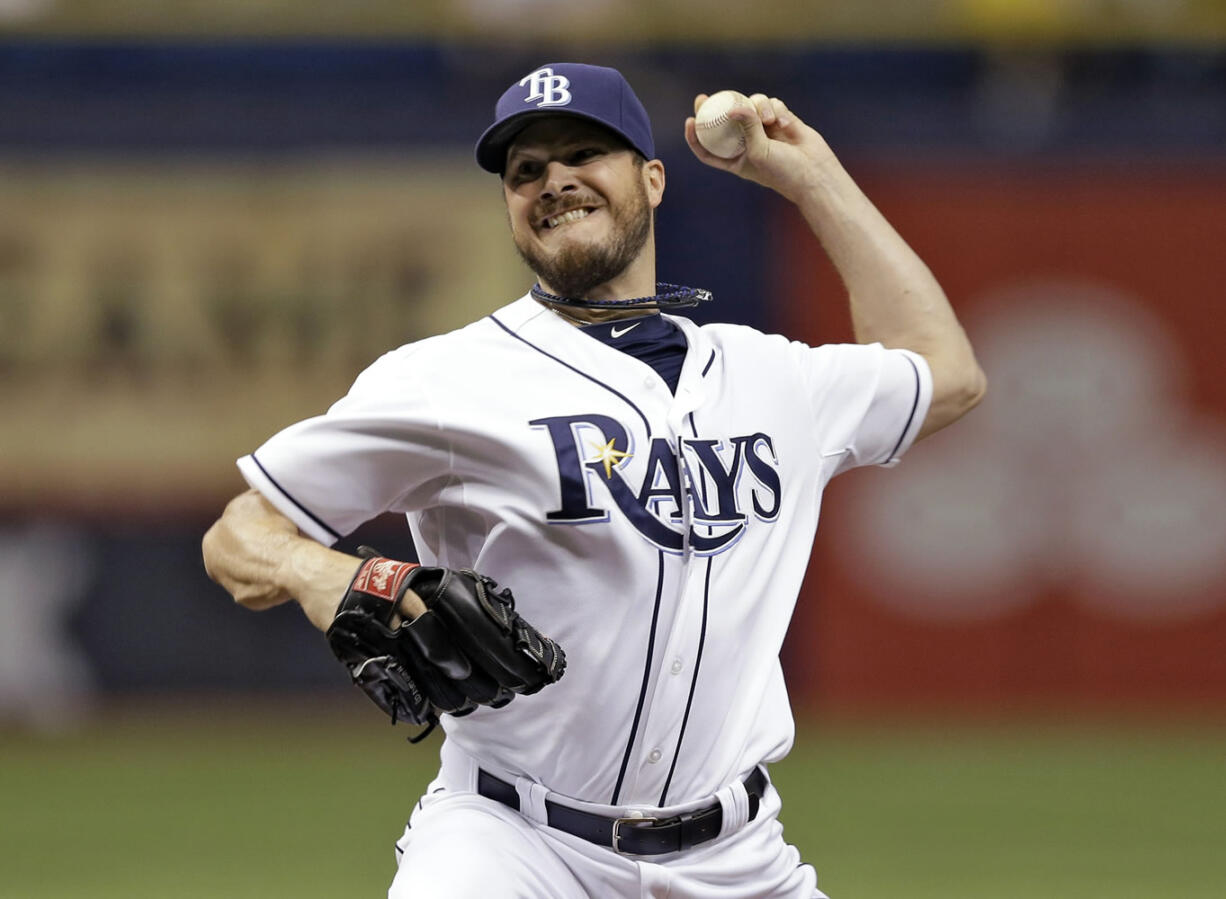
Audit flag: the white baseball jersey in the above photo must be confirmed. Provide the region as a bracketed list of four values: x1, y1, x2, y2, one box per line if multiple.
[238, 292, 931, 810]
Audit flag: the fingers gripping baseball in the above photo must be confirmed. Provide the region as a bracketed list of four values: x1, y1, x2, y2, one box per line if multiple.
[685, 91, 826, 202]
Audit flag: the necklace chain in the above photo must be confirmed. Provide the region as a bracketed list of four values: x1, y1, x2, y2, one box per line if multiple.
[530, 282, 713, 312]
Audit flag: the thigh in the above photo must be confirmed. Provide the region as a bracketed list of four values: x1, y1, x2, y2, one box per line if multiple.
[661, 782, 828, 899]
[388, 792, 587, 899]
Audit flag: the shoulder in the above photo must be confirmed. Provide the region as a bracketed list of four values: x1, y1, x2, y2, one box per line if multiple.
[337, 307, 529, 410]
[693, 319, 903, 363]
[354, 303, 523, 380]
[675, 317, 831, 363]
[670, 317, 786, 351]
[677, 317, 919, 390]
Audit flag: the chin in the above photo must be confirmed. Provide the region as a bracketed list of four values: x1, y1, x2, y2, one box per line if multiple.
[538, 235, 602, 267]
[541, 221, 604, 248]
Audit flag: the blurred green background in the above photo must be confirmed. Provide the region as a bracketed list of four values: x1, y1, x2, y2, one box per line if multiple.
[2, 2, 1226, 897]
[4, 701, 1224, 898]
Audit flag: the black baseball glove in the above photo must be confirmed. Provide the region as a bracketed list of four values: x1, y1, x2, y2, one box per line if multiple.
[326, 548, 566, 740]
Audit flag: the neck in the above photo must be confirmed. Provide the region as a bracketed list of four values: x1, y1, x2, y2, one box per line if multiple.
[534, 290, 658, 325]
[536, 272, 659, 325]
[544, 302, 636, 327]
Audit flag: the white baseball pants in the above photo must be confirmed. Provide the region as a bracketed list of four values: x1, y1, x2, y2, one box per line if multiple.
[388, 747, 827, 898]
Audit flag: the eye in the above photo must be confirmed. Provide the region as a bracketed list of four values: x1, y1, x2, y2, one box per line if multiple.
[507, 160, 542, 184]
[570, 147, 603, 164]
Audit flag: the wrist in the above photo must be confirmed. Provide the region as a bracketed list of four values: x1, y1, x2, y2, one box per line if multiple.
[279, 542, 369, 630]
[785, 149, 849, 204]
[764, 133, 841, 203]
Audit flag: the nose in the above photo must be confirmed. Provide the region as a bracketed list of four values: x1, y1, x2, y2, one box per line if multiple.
[540, 160, 579, 200]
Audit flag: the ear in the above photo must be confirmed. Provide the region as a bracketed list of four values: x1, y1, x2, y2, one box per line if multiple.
[643, 159, 666, 209]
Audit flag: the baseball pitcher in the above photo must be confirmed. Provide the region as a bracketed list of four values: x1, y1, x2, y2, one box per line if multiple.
[203, 62, 985, 898]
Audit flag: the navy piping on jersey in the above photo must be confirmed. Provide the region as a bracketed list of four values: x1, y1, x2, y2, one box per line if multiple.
[611, 550, 667, 805]
[885, 354, 923, 462]
[249, 453, 341, 541]
[657, 411, 714, 804]
[489, 312, 721, 804]
[488, 314, 652, 435]
[491, 312, 667, 806]
[658, 553, 713, 807]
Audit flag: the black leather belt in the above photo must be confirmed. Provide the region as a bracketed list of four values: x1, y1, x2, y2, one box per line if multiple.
[476, 767, 767, 855]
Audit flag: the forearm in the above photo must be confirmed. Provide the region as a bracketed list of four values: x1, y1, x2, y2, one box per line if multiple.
[201, 489, 361, 630]
[794, 150, 986, 436]
[686, 95, 985, 437]
[793, 151, 963, 357]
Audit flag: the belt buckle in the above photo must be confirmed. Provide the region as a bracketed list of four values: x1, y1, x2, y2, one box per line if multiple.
[611, 814, 659, 854]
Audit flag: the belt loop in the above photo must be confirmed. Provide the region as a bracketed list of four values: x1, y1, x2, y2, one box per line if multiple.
[515, 777, 549, 827]
[715, 777, 750, 839]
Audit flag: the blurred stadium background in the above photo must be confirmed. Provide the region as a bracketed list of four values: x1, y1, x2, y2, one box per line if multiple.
[2, 1, 1225, 897]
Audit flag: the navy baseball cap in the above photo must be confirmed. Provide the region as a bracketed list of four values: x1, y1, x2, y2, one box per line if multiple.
[475, 63, 655, 174]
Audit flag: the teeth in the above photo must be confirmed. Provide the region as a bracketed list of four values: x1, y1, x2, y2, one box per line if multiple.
[545, 208, 591, 229]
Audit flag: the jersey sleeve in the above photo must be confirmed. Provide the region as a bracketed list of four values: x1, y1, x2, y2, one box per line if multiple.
[796, 341, 932, 477]
[236, 349, 452, 545]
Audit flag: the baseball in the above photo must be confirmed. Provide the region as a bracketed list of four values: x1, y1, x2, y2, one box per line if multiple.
[695, 90, 751, 159]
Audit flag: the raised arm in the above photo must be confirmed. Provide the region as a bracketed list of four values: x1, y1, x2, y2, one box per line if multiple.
[201, 489, 426, 630]
[685, 93, 986, 439]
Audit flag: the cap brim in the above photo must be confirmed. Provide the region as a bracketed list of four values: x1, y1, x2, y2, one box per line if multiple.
[474, 108, 641, 174]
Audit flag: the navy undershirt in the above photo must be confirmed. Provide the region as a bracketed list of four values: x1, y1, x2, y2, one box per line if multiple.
[580, 314, 688, 394]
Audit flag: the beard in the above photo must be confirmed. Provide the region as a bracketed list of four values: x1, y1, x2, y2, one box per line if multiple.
[512, 179, 652, 300]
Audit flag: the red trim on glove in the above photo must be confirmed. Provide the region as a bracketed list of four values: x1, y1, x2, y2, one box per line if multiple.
[352, 557, 419, 603]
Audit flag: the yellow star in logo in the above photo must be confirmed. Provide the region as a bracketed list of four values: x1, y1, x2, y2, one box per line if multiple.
[586, 437, 632, 478]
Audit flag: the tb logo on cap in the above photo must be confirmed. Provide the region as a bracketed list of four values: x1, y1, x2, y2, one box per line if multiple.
[520, 67, 572, 108]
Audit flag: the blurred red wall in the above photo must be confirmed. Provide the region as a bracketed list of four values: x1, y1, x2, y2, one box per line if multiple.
[775, 165, 1226, 713]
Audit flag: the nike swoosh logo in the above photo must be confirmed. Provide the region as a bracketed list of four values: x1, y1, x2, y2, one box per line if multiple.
[610, 323, 641, 338]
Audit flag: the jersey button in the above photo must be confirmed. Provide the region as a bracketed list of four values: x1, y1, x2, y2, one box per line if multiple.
[647, 749, 662, 764]
[643, 376, 654, 388]
[670, 659, 684, 675]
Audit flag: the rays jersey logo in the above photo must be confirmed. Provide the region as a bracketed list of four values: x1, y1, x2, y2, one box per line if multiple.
[531, 414, 782, 555]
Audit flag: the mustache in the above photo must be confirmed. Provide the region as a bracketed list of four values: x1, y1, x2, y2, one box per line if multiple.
[534, 193, 602, 221]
